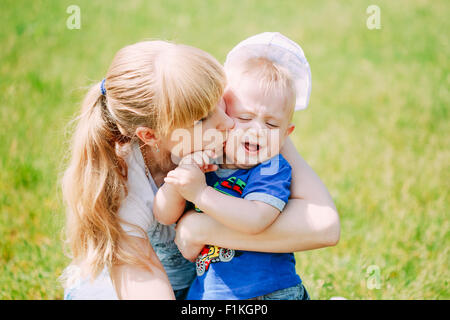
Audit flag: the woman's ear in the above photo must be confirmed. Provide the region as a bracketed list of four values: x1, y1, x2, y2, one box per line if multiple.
[135, 127, 159, 146]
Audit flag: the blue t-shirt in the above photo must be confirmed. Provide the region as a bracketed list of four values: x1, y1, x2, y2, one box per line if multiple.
[187, 154, 301, 300]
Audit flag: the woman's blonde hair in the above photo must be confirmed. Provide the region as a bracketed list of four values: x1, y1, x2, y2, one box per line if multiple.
[61, 41, 225, 287]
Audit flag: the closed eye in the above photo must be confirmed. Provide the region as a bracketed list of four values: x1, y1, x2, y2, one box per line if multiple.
[194, 113, 211, 125]
[194, 119, 203, 126]
[267, 123, 279, 128]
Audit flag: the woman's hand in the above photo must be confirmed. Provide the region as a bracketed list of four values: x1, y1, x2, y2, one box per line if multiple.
[174, 210, 207, 262]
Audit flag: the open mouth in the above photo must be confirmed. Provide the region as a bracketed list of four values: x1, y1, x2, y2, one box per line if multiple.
[243, 141, 260, 153]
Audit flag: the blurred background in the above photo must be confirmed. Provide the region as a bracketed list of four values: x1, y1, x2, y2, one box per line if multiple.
[0, 0, 448, 299]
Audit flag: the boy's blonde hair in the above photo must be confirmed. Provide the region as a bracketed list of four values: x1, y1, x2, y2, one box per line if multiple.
[226, 57, 296, 120]
[61, 41, 225, 286]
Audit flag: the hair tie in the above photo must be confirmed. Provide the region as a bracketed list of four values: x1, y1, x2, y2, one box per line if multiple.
[100, 78, 107, 96]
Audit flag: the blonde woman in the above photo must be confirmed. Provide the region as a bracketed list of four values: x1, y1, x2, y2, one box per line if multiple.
[61, 40, 339, 300]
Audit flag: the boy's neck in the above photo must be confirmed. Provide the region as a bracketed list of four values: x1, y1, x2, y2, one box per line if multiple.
[219, 162, 258, 171]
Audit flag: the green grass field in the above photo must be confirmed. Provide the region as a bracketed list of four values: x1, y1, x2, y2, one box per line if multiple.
[0, 0, 448, 299]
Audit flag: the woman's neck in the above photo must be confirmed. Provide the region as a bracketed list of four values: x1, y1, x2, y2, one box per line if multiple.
[139, 142, 175, 187]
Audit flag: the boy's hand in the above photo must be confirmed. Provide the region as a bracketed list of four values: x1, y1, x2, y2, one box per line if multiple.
[164, 164, 208, 204]
[178, 150, 218, 173]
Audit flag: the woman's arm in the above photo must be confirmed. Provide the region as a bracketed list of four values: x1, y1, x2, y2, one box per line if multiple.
[175, 137, 340, 261]
[110, 235, 175, 299]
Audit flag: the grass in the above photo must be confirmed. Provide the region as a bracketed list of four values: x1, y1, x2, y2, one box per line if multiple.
[0, 0, 448, 299]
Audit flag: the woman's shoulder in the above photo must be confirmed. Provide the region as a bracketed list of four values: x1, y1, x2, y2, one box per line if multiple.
[117, 142, 156, 237]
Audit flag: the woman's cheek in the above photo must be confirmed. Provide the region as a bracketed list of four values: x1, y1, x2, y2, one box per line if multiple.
[167, 131, 195, 159]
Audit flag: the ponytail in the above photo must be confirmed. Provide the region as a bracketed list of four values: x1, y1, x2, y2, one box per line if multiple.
[61, 82, 147, 286]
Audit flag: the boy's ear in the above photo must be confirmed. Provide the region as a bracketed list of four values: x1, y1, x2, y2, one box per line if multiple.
[286, 124, 295, 136]
[135, 127, 159, 146]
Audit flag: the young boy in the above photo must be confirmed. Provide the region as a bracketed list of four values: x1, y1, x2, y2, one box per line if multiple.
[154, 32, 312, 299]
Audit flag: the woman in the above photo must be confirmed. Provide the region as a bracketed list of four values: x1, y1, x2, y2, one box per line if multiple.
[61, 40, 339, 300]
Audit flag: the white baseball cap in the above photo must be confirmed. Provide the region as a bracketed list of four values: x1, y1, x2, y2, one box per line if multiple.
[225, 32, 312, 110]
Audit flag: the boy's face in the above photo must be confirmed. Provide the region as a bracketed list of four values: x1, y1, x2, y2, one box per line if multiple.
[223, 78, 295, 168]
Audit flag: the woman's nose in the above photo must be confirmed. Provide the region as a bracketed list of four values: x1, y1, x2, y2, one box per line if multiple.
[217, 111, 235, 131]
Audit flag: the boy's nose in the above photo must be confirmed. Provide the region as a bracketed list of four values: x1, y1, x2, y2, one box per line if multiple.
[246, 127, 264, 139]
[250, 120, 265, 132]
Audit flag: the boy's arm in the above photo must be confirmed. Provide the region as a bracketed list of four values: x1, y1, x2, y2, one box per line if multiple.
[153, 183, 186, 225]
[154, 150, 217, 225]
[194, 186, 280, 234]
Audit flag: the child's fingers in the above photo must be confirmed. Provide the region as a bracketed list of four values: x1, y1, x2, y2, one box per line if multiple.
[204, 149, 216, 159]
[166, 170, 179, 178]
[202, 152, 212, 165]
[196, 151, 212, 167]
[166, 168, 187, 180]
[167, 167, 190, 177]
[192, 153, 202, 166]
[180, 153, 200, 167]
[180, 150, 216, 168]
[164, 177, 179, 185]
[203, 164, 218, 173]
[179, 156, 194, 166]
[179, 150, 217, 171]
[179, 154, 197, 166]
